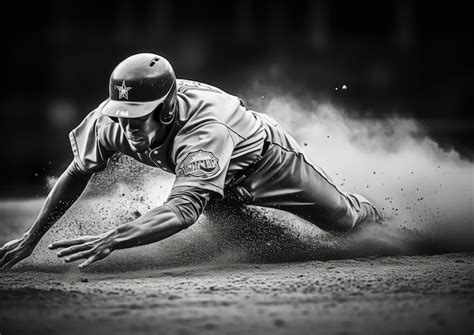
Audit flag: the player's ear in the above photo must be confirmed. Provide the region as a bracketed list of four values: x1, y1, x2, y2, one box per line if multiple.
[152, 103, 164, 123]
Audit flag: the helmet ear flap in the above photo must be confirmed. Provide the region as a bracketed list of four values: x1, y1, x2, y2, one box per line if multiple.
[151, 102, 174, 124]
[152, 103, 163, 123]
[159, 105, 175, 124]
[158, 81, 177, 124]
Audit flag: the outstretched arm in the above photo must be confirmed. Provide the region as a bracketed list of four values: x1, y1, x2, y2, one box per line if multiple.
[49, 206, 183, 268]
[49, 186, 210, 268]
[0, 161, 92, 270]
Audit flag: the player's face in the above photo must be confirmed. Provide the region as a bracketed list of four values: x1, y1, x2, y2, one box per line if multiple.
[118, 113, 162, 152]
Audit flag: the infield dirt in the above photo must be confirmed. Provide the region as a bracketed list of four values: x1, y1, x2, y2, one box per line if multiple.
[1, 252, 473, 334]
[1, 197, 473, 334]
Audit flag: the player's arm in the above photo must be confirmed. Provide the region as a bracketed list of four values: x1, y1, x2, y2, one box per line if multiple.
[0, 161, 93, 271]
[49, 186, 210, 268]
[50, 121, 231, 268]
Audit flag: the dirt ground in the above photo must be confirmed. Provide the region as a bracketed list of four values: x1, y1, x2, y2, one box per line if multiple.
[1, 252, 473, 335]
[1, 190, 473, 335]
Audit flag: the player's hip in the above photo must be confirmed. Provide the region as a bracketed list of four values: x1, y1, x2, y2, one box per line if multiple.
[225, 140, 335, 203]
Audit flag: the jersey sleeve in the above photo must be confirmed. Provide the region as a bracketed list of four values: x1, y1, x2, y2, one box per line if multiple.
[165, 186, 210, 228]
[69, 109, 116, 174]
[172, 122, 235, 199]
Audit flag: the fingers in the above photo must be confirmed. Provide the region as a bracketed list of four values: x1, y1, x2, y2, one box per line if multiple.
[79, 248, 111, 269]
[50, 234, 112, 269]
[1, 256, 20, 272]
[2, 239, 21, 249]
[48, 238, 84, 250]
[0, 252, 12, 270]
[48, 236, 98, 250]
[0, 239, 21, 259]
[79, 254, 99, 269]
[55, 245, 112, 268]
[0, 252, 19, 272]
[0, 247, 6, 260]
[0, 240, 32, 271]
[62, 250, 93, 263]
[56, 244, 92, 257]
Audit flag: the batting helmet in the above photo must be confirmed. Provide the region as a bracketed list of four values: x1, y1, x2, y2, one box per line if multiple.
[101, 53, 177, 124]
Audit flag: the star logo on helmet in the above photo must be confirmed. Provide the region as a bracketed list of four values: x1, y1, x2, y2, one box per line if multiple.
[115, 80, 132, 100]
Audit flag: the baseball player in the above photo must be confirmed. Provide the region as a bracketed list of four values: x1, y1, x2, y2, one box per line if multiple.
[0, 53, 381, 270]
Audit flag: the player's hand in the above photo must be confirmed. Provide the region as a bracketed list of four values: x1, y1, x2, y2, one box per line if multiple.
[48, 232, 115, 269]
[0, 236, 35, 271]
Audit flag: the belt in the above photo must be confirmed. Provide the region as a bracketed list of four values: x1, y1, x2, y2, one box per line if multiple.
[226, 140, 270, 190]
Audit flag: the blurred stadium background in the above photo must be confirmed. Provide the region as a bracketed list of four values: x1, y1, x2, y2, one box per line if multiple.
[1, 0, 472, 196]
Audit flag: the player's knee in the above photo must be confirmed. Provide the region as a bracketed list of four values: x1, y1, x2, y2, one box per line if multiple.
[332, 213, 357, 232]
[326, 199, 358, 232]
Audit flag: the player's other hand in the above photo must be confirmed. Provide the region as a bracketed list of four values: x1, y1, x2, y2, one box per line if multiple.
[48, 232, 115, 269]
[0, 236, 35, 271]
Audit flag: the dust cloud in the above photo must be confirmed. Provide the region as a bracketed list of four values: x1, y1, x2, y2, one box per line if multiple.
[247, 93, 473, 254]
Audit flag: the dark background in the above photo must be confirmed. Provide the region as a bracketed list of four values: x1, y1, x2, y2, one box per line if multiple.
[1, 0, 472, 197]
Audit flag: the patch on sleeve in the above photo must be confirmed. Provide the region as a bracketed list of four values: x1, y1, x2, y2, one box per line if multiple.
[177, 150, 220, 179]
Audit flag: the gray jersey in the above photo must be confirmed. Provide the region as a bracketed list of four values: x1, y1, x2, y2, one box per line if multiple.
[69, 79, 380, 231]
[69, 79, 266, 198]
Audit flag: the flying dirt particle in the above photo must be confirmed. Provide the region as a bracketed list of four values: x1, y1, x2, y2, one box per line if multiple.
[204, 323, 216, 330]
[132, 210, 142, 218]
[274, 319, 286, 327]
[304, 143, 308, 146]
[342, 84, 348, 90]
[80, 277, 89, 283]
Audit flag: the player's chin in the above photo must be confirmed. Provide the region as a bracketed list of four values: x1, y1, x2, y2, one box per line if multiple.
[128, 139, 149, 153]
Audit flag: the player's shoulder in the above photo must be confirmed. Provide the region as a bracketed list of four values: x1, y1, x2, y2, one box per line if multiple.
[177, 79, 241, 105]
[177, 79, 226, 95]
[176, 79, 242, 121]
[71, 100, 120, 143]
[75, 100, 115, 128]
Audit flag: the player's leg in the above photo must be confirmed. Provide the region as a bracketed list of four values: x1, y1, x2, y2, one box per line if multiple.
[239, 143, 381, 232]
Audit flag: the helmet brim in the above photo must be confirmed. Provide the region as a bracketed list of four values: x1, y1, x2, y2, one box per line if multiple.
[100, 97, 164, 119]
